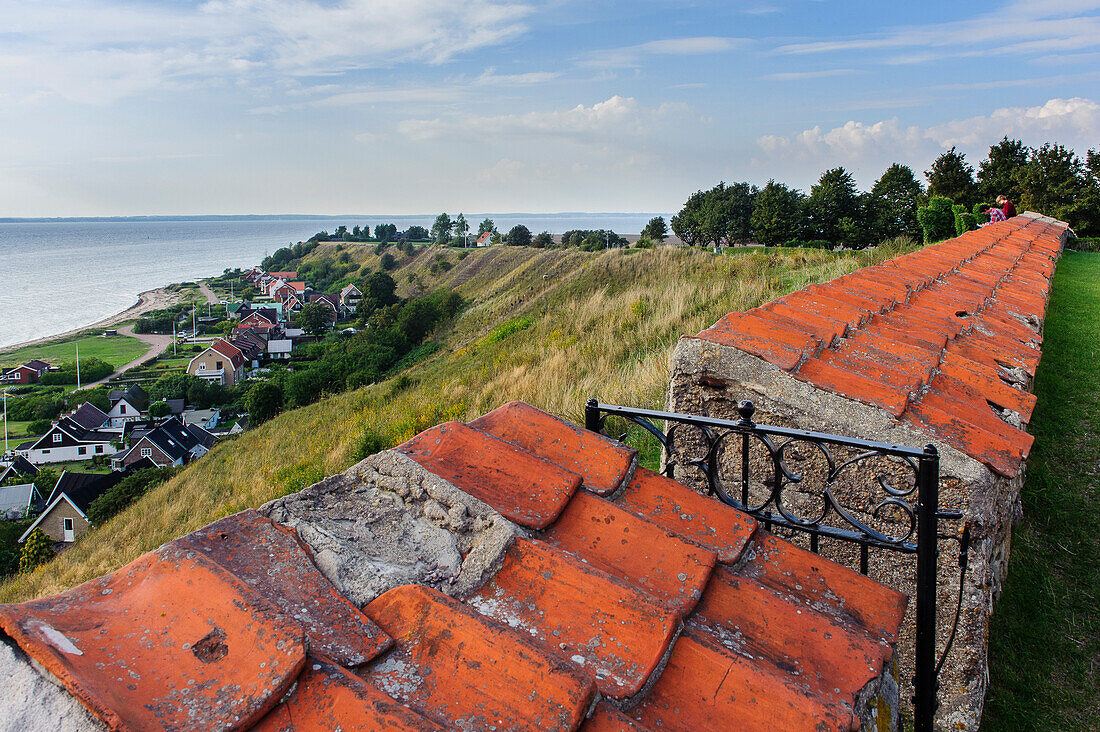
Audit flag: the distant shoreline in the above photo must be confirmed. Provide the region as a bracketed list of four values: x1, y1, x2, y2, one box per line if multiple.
[0, 286, 182, 354]
[0, 212, 674, 224]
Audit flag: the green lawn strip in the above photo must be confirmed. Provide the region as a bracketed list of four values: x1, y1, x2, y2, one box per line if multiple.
[983, 251, 1100, 730]
[0, 333, 148, 370]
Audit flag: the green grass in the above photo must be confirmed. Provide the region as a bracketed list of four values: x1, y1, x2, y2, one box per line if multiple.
[0, 333, 148, 370]
[983, 251, 1100, 731]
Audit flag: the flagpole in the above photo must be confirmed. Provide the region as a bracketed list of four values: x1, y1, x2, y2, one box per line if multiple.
[76, 341, 81, 390]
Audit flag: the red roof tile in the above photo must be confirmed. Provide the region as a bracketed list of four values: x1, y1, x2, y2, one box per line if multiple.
[470, 400, 636, 495]
[616, 466, 756, 564]
[253, 655, 445, 731]
[364, 583, 596, 731]
[467, 537, 681, 700]
[171, 509, 391, 666]
[397, 420, 582, 528]
[542, 489, 717, 614]
[0, 547, 305, 731]
[691, 214, 1067, 476]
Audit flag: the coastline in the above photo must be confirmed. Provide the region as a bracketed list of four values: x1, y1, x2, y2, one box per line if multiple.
[0, 286, 182, 355]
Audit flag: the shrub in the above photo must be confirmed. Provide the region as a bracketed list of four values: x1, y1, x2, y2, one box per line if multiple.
[40, 357, 114, 385]
[634, 235, 655, 249]
[26, 419, 51, 436]
[917, 196, 956, 243]
[86, 468, 177, 526]
[380, 252, 396, 270]
[148, 401, 171, 418]
[1067, 236, 1100, 252]
[19, 529, 54, 573]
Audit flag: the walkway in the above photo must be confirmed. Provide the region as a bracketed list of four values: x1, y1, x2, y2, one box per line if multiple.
[198, 282, 220, 305]
[79, 324, 174, 390]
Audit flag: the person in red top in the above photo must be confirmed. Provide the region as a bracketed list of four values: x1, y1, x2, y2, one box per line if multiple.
[996, 195, 1017, 218]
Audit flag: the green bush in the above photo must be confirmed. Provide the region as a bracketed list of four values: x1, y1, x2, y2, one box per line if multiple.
[19, 529, 54, 573]
[86, 468, 178, 526]
[781, 239, 832, 249]
[1067, 237, 1100, 252]
[26, 418, 51, 435]
[917, 196, 956, 243]
[40, 357, 114, 385]
[148, 401, 171, 418]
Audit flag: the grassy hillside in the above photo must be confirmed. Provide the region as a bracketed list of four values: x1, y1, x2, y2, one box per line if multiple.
[1, 242, 916, 602]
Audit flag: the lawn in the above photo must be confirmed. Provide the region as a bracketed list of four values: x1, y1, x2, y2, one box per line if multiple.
[983, 251, 1100, 730]
[2, 420, 41, 442]
[0, 332, 148, 370]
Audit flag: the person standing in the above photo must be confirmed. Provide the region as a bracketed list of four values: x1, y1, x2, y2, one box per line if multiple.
[996, 195, 1017, 218]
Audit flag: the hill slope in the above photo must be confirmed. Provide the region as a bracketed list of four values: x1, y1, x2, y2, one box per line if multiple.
[1, 242, 915, 602]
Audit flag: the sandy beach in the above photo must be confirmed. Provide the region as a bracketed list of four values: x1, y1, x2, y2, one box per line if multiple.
[0, 286, 182, 355]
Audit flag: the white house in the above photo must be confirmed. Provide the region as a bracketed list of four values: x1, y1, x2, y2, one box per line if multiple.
[15, 417, 119, 465]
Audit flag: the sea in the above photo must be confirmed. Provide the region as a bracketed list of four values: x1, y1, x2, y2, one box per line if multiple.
[0, 213, 669, 350]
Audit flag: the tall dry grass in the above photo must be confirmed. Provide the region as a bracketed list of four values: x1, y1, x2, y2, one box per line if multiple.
[0, 243, 915, 602]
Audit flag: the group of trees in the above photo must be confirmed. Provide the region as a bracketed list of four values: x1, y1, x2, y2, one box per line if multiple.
[671, 137, 1100, 249]
[308, 223, 429, 244]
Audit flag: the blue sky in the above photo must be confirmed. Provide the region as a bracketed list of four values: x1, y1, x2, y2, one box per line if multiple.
[1, 0, 1098, 216]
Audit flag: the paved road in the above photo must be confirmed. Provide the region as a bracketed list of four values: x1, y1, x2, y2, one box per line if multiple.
[197, 282, 220, 304]
[79, 324, 175, 390]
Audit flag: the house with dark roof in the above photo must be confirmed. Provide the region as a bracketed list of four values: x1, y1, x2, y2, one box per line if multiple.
[15, 417, 119, 465]
[339, 283, 362, 314]
[114, 417, 216, 469]
[0, 455, 38, 484]
[18, 470, 123, 544]
[186, 338, 247, 386]
[0, 359, 51, 384]
[106, 385, 148, 427]
[67, 402, 110, 431]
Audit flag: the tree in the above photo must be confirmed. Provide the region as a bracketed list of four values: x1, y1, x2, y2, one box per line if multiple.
[751, 180, 803, 246]
[977, 137, 1029, 203]
[477, 218, 496, 236]
[712, 182, 757, 245]
[361, 272, 399, 313]
[1018, 143, 1089, 228]
[506, 224, 532, 247]
[86, 467, 176, 525]
[641, 216, 668, 242]
[380, 252, 396, 271]
[299, 302, 332, 335]
[406, 225, 429, 241]
[805, 167, 860, 245]
[19, 529, 54, 573]
[926, 147, 977, 206]
[870, 163, 923, 241]
[374, 223, 397, 242]
[245, 381, 284, 425]
[453, 214, 470, 246]
[671, 189, 708, 246]
[148, 400, 171, 418]
[532, 231, 554, 248]
[917, 196, 956, 243]
[33, 468, 59, 497]
[431, 213, 453, 245]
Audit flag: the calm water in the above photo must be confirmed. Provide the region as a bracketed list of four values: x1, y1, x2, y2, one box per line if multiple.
[0, 214, 666, 349]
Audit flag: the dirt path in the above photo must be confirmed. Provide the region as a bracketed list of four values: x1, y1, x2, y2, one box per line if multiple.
[197, 281, 220, 304]
[79, 324, 175, 390]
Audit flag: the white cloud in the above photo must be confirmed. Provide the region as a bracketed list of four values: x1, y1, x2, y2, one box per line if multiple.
[773, 3, 1100, 64]
[477, 158, 525, 182]
[755, 97, 1100, 181]
[0, 0, 534, 104]
[397, 95, 691, 143]
[765, 68, 858, 81]
[580, 36, 747, 68]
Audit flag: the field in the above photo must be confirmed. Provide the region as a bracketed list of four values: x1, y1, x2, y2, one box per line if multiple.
[0, 241, 916, 602]
[0, 332, 148, 370]
[983, 251, 1100, 731]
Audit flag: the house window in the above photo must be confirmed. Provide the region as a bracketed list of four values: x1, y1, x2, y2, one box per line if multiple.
[200, 362, 207, 370]
[52, 433, 62, 443]
[41, 449, 50, 455]
[95, 445, 104, 453]
[140, 448, 152, 458]
[120, 404, 127, 414]
[78, 446, 87, 455]
[216, 361, 223, 369]
[64, 518, 73, 531]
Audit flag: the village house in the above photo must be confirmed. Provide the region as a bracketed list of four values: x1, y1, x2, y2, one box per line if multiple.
[340, 284, 362, 315]
[0, 455, 38, 485]
[307, 292, 340, 323]
[0, 481, 39, 520]
[113, 417, 216, 470]
[15, 416, 119, 465]
[68, 402, 110, 431]
[105, 385, 148, 427]
[18, 471, 124, 544]
[0, 359, 52, 384]
[267, 338, 293, 360]
[187, 338, 246, 386]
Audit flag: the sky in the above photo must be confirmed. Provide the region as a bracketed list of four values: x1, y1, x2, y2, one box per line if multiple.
[1, 0, 1098, 216]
